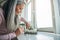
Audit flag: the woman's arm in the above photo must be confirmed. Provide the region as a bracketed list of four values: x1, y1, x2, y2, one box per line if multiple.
[1, 27, 24, 40]
[7, 27, 24, 39]
[0, 32, 16, 40]
[8, 32, 16, 39]
[21, 17, 30, 29]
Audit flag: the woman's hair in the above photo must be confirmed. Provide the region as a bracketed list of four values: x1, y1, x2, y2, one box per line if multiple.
[2, 0, 26, 20]
[17, 0, 26, 5]
[2, 0, 10, 20]
[2, 0, 27, 32]
[3, 0, 16, 20]
[0, 5, 2, 8]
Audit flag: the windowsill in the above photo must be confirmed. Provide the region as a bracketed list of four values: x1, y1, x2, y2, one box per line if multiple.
[37, 27, 54, 33]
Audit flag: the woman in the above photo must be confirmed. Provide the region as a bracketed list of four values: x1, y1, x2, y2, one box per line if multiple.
[4, 0, 30, 33]
[6, 0, 30, 32]
[0, 0, 30, 40]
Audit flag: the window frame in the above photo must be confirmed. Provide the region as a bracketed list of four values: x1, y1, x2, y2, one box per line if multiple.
[25, 0, 55, 33]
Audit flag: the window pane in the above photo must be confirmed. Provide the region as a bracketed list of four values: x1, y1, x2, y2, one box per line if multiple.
[28, 3, 31, 22]
[35, 0, 53, 28]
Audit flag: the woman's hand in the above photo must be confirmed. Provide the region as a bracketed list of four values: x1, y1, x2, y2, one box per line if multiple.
[15, 27, 24, 36]
[21, 17, 30, 29]
[26, 22, 30, 29]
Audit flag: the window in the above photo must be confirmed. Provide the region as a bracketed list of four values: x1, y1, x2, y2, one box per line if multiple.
[28, 2, 31, 22]
[35, 0, 53, 28]
[26, 0, 54, 32]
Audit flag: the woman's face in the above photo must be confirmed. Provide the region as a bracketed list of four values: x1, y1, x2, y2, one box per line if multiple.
[15, 3, 25, 15]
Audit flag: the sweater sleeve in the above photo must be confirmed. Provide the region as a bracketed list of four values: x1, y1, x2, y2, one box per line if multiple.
[8, 32, 16, 40]
[0, 32, 17, 40]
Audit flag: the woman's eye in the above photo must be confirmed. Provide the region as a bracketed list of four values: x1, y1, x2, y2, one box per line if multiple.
[20, 8, 23, 10]
[20, 8, 21, 10]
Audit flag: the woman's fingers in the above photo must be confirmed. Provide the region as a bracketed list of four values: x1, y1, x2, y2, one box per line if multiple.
[15, 27, 24, 36]
[19, 27, 24, 34]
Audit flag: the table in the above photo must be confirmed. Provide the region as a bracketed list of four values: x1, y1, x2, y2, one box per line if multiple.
[17, 32, 60, 40]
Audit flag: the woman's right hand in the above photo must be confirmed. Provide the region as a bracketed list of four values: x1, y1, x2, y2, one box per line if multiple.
[15, 27, 24, 36]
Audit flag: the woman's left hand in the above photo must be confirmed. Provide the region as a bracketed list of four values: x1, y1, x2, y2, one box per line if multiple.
[26, 22, 30, 29]
[20, 17, 30, 29]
